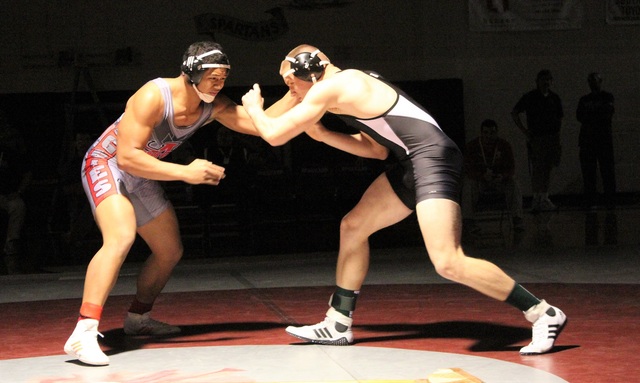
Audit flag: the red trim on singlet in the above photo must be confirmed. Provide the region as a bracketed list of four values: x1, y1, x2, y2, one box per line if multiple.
[83, 127, 119, 207]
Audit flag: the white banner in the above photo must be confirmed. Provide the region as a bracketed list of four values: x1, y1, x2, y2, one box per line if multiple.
[469, 0, 584, 31]
[606, 0, 640, 24]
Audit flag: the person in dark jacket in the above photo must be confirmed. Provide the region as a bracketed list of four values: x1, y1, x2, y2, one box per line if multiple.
[576, 72, 616, 208]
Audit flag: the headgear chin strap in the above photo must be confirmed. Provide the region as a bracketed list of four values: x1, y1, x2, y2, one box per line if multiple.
[182, 49, 231, 85]
[192, 83, 215, 103]
[280, 49, 329, 83]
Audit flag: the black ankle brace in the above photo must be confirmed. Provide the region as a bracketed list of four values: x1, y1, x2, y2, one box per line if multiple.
[330, 287, 359, 316]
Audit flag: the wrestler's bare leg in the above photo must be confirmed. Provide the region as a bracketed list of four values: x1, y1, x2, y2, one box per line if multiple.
[336, 173, 413, 290]
[415, 198, 515, 301]
[82, 195, 137, 306]
[135, 206, 183, 304]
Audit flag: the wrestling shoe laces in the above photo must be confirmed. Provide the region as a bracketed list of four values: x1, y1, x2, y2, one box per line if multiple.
[520, 300, 567, 355]
[285, 307, 354, 345]
[124, 312, 181, 335]
[63, 318, 109, 366]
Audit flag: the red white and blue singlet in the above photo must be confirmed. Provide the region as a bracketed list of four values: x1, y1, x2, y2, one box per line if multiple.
[81, 78, 213, 226]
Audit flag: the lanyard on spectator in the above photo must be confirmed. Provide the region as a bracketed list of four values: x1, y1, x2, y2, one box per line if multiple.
[479, 138, 497, 167]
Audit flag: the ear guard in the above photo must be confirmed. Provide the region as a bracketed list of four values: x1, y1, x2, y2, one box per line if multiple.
[181, 49, 231, 85]
[280, 49, 329, 83]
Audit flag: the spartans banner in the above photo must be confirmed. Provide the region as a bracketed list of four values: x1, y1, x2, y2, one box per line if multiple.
[606, 0, 640, 24]
[469, 0, 584, 31]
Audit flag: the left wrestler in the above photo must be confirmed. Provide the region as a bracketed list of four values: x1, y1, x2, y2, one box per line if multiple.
[64, 41, 258, 366]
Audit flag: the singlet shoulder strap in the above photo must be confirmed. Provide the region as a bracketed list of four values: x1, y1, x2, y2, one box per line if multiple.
[150, 78, 173, 121]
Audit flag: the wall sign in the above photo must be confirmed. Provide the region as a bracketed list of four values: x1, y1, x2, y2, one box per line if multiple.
[469, 0, 584, 31]
[606, 0, 640, 24]
[195, 7, 288, 41]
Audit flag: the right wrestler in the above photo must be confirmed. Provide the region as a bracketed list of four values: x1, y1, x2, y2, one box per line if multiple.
[242, 44, 567, 355]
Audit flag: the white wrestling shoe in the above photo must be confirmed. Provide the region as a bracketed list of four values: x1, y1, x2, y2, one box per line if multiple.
[520, 300, 567, 355]
[64, 318, 110, 366]
[286, 307, 354, 345]
[123, 312, 181, 336]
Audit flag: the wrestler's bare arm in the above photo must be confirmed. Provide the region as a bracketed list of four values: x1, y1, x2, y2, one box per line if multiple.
[116, 84, 225, 185]
[211, 94, 259, 136]
[306, 124, 388, 160]
[212, 91, 301, 136]
[264, 90, 300, 117]
[242, 81, 337, 146]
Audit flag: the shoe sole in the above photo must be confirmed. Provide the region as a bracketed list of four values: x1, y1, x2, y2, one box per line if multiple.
[285, 329, 353, 346]
[520, 317, 568, 355]
[64, 347, 109, 366]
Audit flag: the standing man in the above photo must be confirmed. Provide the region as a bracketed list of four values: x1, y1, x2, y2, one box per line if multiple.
[242, 44, 566, 355]
[64, 41, 260, 366]
[0, 111, 32, 274]
[511, 70, 563, 212]
[462, 119, 524, 231]
[576, 72, 616, 208]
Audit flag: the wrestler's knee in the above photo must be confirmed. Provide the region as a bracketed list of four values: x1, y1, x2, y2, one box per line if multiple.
[153, 242, 184, 267]
[430, 250, 466, 282]
[339, 212, 368, 239]
[102, 228, 137, 258]
[165, 244, 184, 265]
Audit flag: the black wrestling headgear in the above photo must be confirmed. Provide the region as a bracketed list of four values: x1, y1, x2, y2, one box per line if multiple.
[181, 49, 230, 85]
[279, 49, 329, 83]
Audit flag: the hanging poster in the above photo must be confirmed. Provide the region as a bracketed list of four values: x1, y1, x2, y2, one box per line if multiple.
[469, 0, 584, 31]
[606, 0, 640, 24]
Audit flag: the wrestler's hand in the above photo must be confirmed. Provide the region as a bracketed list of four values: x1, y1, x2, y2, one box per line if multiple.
[184, 158, 226, 185]
[242, 83, 265, 114]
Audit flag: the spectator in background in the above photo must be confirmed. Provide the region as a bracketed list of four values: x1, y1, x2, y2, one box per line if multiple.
[576, 72, 616, 209]
[197, 126, 251, 205]
[209, 126, 249, 177]
[511, 69, 563, 212]
[55, 131, 96, 255]
[0, 110, 33, 274]
[462, 119, 523, 232]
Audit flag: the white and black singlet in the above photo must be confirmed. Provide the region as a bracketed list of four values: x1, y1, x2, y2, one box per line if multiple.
[333, 71, 463, 209]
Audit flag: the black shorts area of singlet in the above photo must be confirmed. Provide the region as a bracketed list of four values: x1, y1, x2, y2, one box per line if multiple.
[385, 143, 463, 210]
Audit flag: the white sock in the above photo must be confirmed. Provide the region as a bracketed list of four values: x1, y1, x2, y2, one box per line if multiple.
[524, 299, 551, 323]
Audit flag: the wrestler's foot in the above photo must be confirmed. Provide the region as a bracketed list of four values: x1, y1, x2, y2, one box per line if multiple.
[123, 312, 181, 336]
[520, 300, 567, 355]
[64, 318, 109, 366]
[286, 307, 354, 345]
